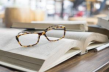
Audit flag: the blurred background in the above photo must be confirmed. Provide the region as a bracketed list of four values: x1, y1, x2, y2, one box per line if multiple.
[0, 0, 108, 27]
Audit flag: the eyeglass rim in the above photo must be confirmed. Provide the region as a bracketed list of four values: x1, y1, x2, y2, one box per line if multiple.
[16, 25, 66, 47]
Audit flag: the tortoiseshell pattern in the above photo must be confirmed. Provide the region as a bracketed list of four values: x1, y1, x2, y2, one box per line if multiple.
[16, 25, 66, 47]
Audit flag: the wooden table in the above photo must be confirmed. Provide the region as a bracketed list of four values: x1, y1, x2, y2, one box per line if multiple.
[0, 48, 109, 72]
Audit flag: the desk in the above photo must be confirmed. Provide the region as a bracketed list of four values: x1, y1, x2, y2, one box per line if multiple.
[0, 48, 109, 72]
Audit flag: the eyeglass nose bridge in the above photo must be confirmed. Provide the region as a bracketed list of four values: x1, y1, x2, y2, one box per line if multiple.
[38, 31, 46, 36]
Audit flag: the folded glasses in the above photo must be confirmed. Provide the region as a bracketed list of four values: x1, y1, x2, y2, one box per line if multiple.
[16, 25, 66, 47]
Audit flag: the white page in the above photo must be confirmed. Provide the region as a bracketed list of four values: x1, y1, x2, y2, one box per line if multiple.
[0, 28, 81, 60]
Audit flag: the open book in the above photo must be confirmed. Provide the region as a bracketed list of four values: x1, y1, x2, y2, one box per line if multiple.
[12, 21, 88, 32]
[0, 28, 108, 72]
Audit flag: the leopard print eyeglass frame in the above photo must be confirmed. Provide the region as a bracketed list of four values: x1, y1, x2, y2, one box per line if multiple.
[16, 25, 66, 47]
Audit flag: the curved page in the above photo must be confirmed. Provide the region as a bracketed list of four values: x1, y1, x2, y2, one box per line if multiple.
[0, 28, 82, 72]
[46, 31, 108, 54]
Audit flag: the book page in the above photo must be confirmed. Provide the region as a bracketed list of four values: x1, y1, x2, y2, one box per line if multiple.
[0, 28, 81, 60]
[45, 49, 81, 71]
[46, 31, 108, 54]
[87, 42, 107, 50]
[46, 30, 108, 42]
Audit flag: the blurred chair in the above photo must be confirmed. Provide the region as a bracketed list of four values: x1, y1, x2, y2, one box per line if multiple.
[4, 7, 44, 27]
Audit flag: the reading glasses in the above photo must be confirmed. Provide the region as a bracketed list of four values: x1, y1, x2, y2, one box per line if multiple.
[16, 25, 66, 47]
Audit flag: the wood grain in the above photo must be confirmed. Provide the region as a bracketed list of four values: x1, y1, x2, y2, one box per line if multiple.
[0, 48, 109, 72]
[4, 7, 45, 28]
[4, 7, 34, 27]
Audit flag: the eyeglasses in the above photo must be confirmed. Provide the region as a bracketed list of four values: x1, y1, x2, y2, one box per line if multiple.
[16, 25, 66, 47]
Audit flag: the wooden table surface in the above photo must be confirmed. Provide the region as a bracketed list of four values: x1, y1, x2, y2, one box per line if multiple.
[0, 48, 109, 72]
